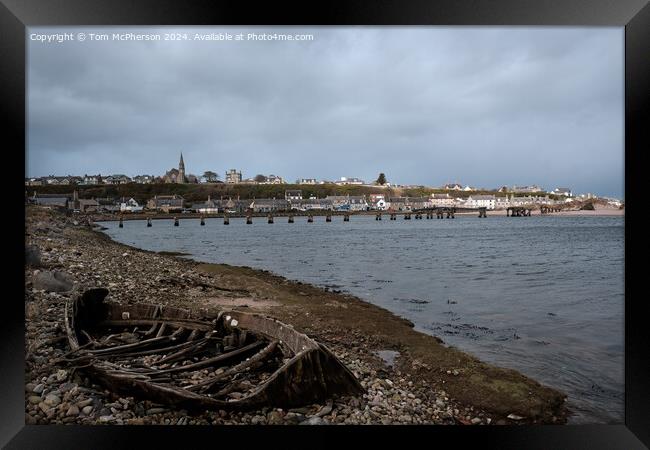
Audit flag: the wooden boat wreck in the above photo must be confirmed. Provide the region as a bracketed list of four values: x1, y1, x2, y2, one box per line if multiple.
[63, 288, 364, 410]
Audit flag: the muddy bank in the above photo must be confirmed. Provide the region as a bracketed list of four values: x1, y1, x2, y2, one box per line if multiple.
[24, 206, 567, 425]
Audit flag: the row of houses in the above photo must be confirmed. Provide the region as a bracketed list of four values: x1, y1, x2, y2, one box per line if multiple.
[28, 190, 575, 215]
[25, 174, 154, 186]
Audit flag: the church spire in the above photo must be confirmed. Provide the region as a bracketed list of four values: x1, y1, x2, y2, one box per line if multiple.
[177, 151, 186, 184]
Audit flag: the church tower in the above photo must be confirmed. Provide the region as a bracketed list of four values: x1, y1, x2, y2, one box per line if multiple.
[177, 152, 186, 184]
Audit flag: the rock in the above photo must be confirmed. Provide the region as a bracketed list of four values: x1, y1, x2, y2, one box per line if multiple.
[33, 384, 45, 394]
[82, 405, 93, 415]
[33, 271, 74, 293]
[300, 416, 326, 425]
[26, 245, 43, 267]
[66, 405, 80, 416]
[452, 370, 460, 376]
[316, 402, 333, 417]
[43, 394, 61, 407]
[76, 398, 93, 408]
[28, 396, 42, 404]
[507, 414, 525, 421]
[56, 369, 68, 382]
[267, 410, 284, 425]
[471, 417, 482, 424]
[146, 407, 167, 415]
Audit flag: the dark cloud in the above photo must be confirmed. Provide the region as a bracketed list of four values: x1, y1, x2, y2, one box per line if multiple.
[27, 26, 623, 197]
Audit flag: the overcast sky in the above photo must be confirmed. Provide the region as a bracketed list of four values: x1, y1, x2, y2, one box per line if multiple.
[27, 27, 624, 197]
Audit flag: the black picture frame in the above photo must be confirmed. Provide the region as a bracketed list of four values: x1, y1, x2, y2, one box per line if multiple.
[2, 0, 648, 448]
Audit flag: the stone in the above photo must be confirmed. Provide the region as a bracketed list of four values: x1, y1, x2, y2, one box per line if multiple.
[82, 406, 93, 415]
[300, 416, 326, 425]
[507, 414, 525, 421]
[56, 369, 68, 382]
[33, 271, 74, 293]
[26, 245, 43, 267]
[33, 384, 45, 394]
[471, 417, 482, 424]
[66, 405, 80, 416]
[28, 396, 42, 405]
[146, 407, 167, 415]
[43, 394, 61, 407]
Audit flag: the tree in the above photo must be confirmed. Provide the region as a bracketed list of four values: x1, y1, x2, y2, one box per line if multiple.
[202, 171, 219, 183]
[254, 174, 268, 183]
[376, 173, 387, 185]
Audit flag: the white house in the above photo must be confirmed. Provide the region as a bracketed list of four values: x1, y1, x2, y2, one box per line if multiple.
[430, 193, 455, 207]
[495, 196, 510, 209]
[552, 187, 573, 197]
[465, 195, 496, 210]
[120, 198, 143, 212]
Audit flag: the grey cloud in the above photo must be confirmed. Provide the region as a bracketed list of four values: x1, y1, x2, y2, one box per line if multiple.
[27, 26, 623, 197]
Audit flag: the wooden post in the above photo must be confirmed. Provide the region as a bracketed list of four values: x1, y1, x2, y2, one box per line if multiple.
[326, 213, 331, 222]
[268, 213, 274, 224]
[118, 216, 123, 228]
[200, 216, 205, 226]
[246, 215, 252, 224]
[147, 217, 152, 227]
[174, 217, 179, 226]
[288, 214, 294, 223]
[308, 214, 313, 223]
[224, 215, 230, 225]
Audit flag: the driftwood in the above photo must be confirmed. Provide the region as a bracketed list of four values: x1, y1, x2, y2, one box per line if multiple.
[63, 288, 364, 411]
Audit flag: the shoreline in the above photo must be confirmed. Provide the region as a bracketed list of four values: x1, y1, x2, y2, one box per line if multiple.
[25, 206, 568, 425]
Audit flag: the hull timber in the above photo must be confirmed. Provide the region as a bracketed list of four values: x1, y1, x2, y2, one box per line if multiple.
[64, 288, 363, 411]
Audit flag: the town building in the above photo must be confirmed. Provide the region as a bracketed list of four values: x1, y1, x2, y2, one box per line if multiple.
[348, 195, 368, 211]
[430, 193, 455, 207]
[31, 192, 72, 208]
[442, 183, 463, 191]
[249, 198, 291, 213]
[147, 194, 185, 212]
[120, 197, 143, 213]
[297, 178, 317, 185]
[225, 169, 243, 184]
[285, 190, 303, 203]
[552, 187, 572, 197]
[296, 198, 333, 211]
[465, 195, 496, 210]
[133, 175, 155, 184]
[192, 196, 220, 214]
[104, 174, 132, 185]
[335, 177, 364, 186]
[511, 185, 543, 194]
[387, 197, 408, 211]
[81, 174, 103, 185]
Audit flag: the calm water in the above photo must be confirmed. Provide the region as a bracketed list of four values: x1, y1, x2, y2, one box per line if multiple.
[100, 215, 624, 424]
